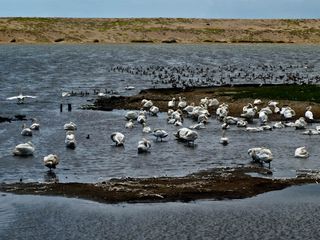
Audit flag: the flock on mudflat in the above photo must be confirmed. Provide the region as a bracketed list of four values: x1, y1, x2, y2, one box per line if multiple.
[12, 92, 318, 174]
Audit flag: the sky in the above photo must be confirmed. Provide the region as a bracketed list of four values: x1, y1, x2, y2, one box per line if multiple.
[0, 0, 319, 19]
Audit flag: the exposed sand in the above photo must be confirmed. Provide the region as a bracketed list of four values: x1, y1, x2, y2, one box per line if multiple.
[0, 18, 320, 44]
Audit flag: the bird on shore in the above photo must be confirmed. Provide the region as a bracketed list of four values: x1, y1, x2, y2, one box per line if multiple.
[305, 106, 314, 122]
[43, 154, 59, 171]
[111, 132, 125, 146]
[13, 142, 35, 156]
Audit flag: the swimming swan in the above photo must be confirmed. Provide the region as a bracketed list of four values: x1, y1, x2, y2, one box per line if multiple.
[111, 132, 125, 146]
[13, 142, 35, 156]
[174, 128, 198, 144]
[294, 146, 309, 158]
[152, 129, 168, 141]
[65, 131, 76, 149]
[137, 138, 151, 153]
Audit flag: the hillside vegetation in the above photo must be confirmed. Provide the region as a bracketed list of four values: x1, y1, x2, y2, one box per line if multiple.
[0, 18, 320, 44]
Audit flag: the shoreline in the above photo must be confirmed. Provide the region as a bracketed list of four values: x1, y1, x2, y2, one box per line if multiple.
[1, 166, 318, 204]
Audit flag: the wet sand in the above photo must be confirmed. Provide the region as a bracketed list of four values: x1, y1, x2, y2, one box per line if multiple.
[0, 167, 318, 204]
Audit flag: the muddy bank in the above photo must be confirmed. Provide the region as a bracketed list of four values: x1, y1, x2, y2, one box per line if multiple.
[0, 167, 318, 204]
[86, 85, 320, 121]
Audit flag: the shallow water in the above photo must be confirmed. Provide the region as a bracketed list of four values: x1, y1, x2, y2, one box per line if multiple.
[1, 184, 320, 240]
[1, 44, 320, 183]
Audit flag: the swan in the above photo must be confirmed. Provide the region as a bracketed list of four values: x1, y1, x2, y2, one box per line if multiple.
[236, 119, 248, 128]
[125, 119, 134, 128]
[302, 129, 320, 135]
[43, 154, 59, 170]
[294, 146, 309, 158]
[137, 138, 151, 153]
[125, 85, 135, 90]
[152, 129, 168, 141]
[111, 132, 125, 146]
[65, 131, 76, 149]
[125, 111, 138, 120]
[13, 142, 35, 156]
[149, 106, 159, 116]
[273, 122, 285, 129]
[245, 126, 264, 132]
[21, 124, 32, 136]
[174, 128, 198, 144]
[208, 98, 219, 107]
[305, 106, 314, 122]
[253, 99, 263, 105]
[219, 131, 229, 145]
[137, 113, 147, 124]
[294, 117, 307, 130]
[168, 98, 176, 108]
[248, 147, 273, 168]
[281, 106, 296, 120]
[30, 118, 40, 130]
[259, 111, 268, 125]
[241, 104, 256, 121]
[189, 122, 206, 130]
[64, 122, 77, 131]
[200, 97, 209, 106]
[142, 99, 153, 109]
[142, 123, 152, 133]
[178, 97, 187, 108]
[6, 92, 37, 104]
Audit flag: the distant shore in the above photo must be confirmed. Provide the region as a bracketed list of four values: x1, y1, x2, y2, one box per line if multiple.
[0, 18, 320, 44]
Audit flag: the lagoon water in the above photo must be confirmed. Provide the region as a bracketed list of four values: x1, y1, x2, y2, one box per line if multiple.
[1, 44, 320, 239]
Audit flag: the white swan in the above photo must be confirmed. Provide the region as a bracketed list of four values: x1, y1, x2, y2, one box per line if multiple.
[302, 129, 320, 135]
[149, 106, 159, 116]
[64, 122, 77, 131]
[137, 113, 147, 124]
[137, 138, 151, 153]
[305, 106, 314, 122]
[174, 128, 198, 144]
[259, 111, 268, 125]
[111, 132, 125, 146]
[13, 142, 35, 156]
[142, 99, 153, 109]
[253, 99, 263, 105]
[21, 124, 32, 136]
[294, 146, 309, 158]
[7, 92, 37, 104]
[125, 119, 134, 128]
[248, 147, 273, 168]
[178, 97, 187, 108]
[30, 118, 40, 130]
[65, 131, 76, 149]
[152, 129, 168, 141]
[189, 122, 206, 130]
[294, 117, 307, 130]
[142, 123, 152, 133]
[168, 98, 176, 108]
[219, 131, 229, 145]
[273, 122, 285, 129]
[125, 111, 138, 120]
[44, 154, 59, 170]
[236, 119, 248, 128]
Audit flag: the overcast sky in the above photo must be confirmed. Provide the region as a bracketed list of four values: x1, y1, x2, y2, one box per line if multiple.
[1, 0, 319, 18]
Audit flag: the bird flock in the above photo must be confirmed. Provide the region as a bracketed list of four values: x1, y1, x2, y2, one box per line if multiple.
[110, 63, 320, 88]
[11, 94, 318, 176]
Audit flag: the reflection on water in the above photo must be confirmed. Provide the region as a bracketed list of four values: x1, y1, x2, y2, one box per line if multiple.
[1, 184, 320, 239]
[0, 44, 320, 183]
